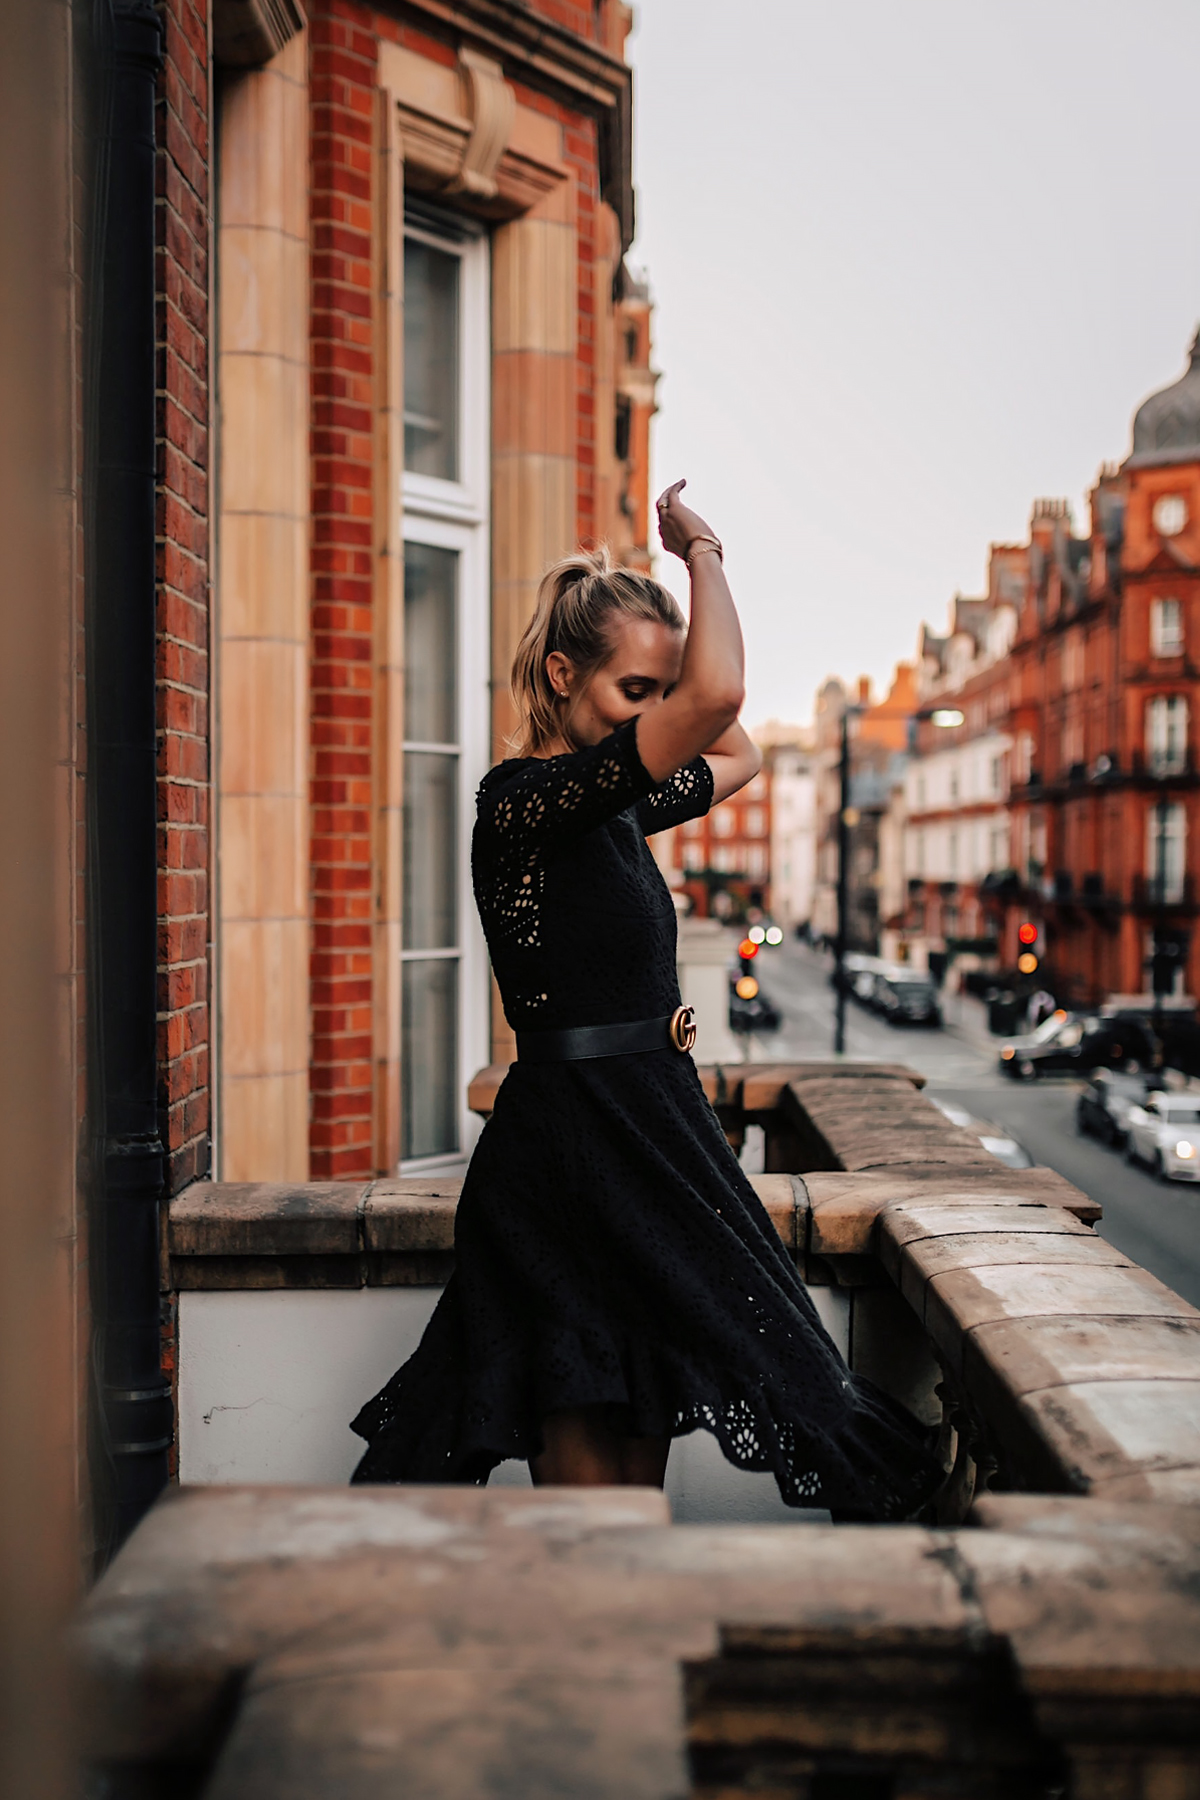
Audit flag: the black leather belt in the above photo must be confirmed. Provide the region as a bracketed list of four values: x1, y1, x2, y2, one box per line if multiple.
[516, 1005, 697, 1063]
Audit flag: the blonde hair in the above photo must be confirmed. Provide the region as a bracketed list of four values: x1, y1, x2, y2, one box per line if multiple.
[509, 546, 685, 756]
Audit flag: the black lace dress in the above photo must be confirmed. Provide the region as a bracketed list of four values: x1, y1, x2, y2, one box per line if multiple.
[350, 718, 940, 1519]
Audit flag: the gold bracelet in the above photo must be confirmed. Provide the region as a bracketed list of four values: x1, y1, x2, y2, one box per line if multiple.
[685, 534, 723, 566]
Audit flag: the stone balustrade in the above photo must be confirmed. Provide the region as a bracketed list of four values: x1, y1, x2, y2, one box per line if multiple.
[79, 1060, 1200, 1795]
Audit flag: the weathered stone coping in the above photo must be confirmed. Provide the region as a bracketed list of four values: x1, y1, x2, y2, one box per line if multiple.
[75, 1483, 1200, 1797]
[164, 1058, 1200, 1505]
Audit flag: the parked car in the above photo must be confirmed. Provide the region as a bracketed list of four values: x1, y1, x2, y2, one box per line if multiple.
[1101, 1005, 1200, 1081]
[1125, 1091, 1200, 1181]
[873, 968, 941, 1027]
[1076, 1070, 1164, 1146]
[834, 952, 887, 1006]
[999, 1012, 1160, 1079]
[929, 1099, 1034, 1170]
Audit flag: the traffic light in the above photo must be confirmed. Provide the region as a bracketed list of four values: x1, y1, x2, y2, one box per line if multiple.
[1017, 921, 1039, 977]
[1018, 921, 1038, 946]
[736, 937, 760, 1000]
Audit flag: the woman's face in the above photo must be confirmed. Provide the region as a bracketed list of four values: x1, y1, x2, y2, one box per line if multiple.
[548, 616, 684, 749]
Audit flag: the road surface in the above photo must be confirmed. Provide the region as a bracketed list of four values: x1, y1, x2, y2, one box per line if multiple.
[742, 939, 1200, 1308]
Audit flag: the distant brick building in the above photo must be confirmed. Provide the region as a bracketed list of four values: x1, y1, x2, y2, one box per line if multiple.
[897, 329, 1200, 1006]
[670, 765, 773, 921]
[1005, 334, 1200, 1004]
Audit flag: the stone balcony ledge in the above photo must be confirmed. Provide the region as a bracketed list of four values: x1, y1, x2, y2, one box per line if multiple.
[167, 1062, 1200, 1507]
[76, 1482, 1200, 1798]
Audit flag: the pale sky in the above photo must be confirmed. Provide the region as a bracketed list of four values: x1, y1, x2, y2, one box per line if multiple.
[626, 0, 1200, 729]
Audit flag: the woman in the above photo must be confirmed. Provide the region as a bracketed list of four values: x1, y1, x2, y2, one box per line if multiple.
[351, 481, 939, 1518]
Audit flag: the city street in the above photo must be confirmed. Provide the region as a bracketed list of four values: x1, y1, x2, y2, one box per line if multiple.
[745, 939, 1200, 1308]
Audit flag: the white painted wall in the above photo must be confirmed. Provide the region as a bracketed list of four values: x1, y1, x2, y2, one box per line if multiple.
[178, 1284, 849, 1524]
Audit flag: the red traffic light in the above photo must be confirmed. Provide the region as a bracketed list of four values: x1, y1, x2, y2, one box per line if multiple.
[1018, 922, 1038, 946]
[737, 937, 759, 961]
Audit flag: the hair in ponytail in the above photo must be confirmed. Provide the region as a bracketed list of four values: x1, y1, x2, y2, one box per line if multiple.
[510, 546, 685, 756]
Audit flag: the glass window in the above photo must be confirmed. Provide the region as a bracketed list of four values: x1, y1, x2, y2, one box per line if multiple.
[403, 753, 457, 951]
[1146, 695, 1188, 776]
[397, 220, 489, 1174]
[1152, 598, 1184, 658]
[402, 959, 458, 1160]
[404, 540, 457, 745]
[402, 542, 461, 1160]
[404, 238, 459, 480]
[1146, 800, 1187, 904]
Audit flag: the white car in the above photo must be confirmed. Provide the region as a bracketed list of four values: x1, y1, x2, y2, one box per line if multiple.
[1125, 1094, 1200, 1181]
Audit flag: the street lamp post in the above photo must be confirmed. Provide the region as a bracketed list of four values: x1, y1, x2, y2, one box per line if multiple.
[833, 705, 855, 1055]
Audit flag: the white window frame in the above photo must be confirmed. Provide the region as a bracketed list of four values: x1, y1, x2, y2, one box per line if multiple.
[400, 218, 490, 1175]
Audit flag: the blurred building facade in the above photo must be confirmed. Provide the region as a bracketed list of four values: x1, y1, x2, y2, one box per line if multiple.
[890, 559, 1020, 970]
[760, 723, 817, 933]
[811, 669, 914, 951]
[669, 764, 773, 920]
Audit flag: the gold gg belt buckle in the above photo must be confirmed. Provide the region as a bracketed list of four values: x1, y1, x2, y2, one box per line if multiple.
[669, 1004, 697, 1053]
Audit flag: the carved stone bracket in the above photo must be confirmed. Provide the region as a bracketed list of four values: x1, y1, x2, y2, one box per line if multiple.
[378, 40, 566, 221]
[212, 0, 305, 67]
[446, 48, 515, 201]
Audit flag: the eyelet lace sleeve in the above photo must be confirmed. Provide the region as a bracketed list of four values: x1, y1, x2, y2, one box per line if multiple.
[475, 718, 658, 852]
[636, 755, 714, 836]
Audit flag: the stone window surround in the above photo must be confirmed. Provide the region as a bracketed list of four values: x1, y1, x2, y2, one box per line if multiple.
[215, 19, 625, 1180]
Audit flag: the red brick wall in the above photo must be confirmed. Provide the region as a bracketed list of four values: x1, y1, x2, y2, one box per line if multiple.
[309, 1, 379, 1177]
[155, 0, 210, 1195]
[301, 4, 620, 1175]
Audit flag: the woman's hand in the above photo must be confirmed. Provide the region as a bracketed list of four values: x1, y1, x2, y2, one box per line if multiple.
[655, 479, 717, 562]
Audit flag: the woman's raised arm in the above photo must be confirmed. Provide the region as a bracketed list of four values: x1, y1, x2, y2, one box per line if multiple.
[635, 480, 748, 784]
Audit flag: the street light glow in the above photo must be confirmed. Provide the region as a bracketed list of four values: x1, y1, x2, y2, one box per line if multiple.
[930, 708, 965, 728]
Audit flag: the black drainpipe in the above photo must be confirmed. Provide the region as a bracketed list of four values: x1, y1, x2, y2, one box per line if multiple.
[85, 0, 172, 1559]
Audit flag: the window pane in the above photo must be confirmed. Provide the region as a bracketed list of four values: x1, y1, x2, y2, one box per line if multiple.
[402, 958, 458, 1159]
[405, 541, 457, 744]
[404, 238, 459, 479]
[404, 752, 457, 950]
